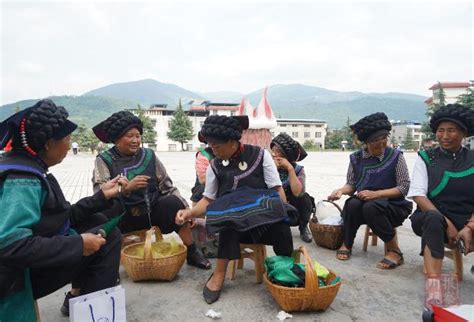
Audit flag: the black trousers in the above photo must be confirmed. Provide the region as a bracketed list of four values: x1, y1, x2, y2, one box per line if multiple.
[410, 210, 449, 259]
[30, 213, 121, 299]
[217, 222, 294, 260]
[341, 197, 412, 248]
[118, 195, 186, 234]
[288, 193, 313, 227]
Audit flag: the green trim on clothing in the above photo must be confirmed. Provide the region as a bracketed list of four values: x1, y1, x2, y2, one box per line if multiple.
[418, 150, 432, 166]
[198, 147, 213, 161]
[429, 167, 474, 198]
[127, 148, 153, 180]
[99, 150, 114, 168]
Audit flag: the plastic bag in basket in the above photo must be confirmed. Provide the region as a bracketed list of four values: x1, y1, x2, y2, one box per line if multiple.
[315, 200, 341, 222]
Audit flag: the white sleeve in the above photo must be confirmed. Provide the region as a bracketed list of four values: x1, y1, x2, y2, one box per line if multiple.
[407, 155, 428, 199]
[202, 165, 218, 200]
[262, 149, 282, 188]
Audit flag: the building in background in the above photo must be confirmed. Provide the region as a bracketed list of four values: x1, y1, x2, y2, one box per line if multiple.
[272, 119, 327, 150]
[129, 101, 327, 151]
[390, 121, 424, 150]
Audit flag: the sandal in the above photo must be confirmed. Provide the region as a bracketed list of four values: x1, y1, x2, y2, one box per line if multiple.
[376, 249, 404, 270]
[336, 248, 352, 261]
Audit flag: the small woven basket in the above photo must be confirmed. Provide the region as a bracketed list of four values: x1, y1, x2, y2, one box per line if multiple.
[264, 246, 342, 312]
[121, 226, 187, 282]
[309, 200, 343, 250]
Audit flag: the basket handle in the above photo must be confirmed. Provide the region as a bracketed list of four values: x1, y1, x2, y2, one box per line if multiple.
[143, 226, 163, 260]
[295, 246, 319, 291]
[311, 199, 342, 222]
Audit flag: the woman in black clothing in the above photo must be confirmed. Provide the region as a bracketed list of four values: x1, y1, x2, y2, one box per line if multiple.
[175, 115, 293, 304]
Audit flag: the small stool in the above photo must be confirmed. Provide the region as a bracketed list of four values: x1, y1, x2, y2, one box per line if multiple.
[362, 226, 378, 251]
[230, 243, 267, 283]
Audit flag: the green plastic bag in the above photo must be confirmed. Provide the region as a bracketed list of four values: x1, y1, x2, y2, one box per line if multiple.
[265, 256, 303, 285]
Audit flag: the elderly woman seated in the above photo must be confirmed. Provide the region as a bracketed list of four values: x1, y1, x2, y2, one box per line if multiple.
[408, 104, 474, 306]
[175, 115, 294, 304]
[328, 112, 412, 269]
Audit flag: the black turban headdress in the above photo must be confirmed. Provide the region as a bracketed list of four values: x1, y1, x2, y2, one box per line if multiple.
[270, 133, 307, 163]
[429, 104, 474, 136]
[198, 115, 249, 144]
[0, 99, 77, 150]
[351, 112, 392, 143]
[93, 111, 143, 143]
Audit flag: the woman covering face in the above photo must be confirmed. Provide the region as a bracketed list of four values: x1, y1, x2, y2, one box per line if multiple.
[0, 100, 123, 319]
[328, 112, 412, 269]
[92, 111, 211, 270]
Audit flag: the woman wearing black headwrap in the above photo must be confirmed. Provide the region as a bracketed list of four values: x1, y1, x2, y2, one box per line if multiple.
[0, 100, 122, 320]
[328, 112, 412, 269]
[408, 104, 474, 306]
[92, 111, 211, 269]
[270, 133, 313, 243]
[175, 115, 294, 304]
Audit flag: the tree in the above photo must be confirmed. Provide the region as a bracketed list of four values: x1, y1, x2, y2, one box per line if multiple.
[302, 139, 316, 151]
[457, 80, 474, 110]
[136, 104, 157, 145]
[403, 130, 417, 151]
[69, 124, 99, 153]
[325, 129, 345, 149]
[167, 99, 194, 151]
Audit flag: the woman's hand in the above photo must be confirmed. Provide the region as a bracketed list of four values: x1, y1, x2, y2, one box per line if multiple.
[101, 175, 123, 200]
[123, 175, 150, 194]
[357, 190, 380, 201]
[456, 227, 472, 255]
[175, 208, 193, 225]
[81, 233, 106, 256]
[274, 157, 292, 171]
[328, 189, 343, 201]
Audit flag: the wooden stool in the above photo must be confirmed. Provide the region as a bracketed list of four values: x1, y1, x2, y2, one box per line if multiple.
[445, 247, 464, 281]
[362, 226, 378, 251]
[230, 244, 267, 283]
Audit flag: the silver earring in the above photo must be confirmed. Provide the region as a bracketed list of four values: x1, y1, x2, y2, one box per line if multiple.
[222, 160, 230, 167]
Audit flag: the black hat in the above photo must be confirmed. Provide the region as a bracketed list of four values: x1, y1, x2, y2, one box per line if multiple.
[430, 104, 474, 136]
[351, 112, 392, 143]
[0, 99, 77, 149]
[270, 133, 307, 162]
[198, 115, 249, 144]
[93, 111, 143, 143]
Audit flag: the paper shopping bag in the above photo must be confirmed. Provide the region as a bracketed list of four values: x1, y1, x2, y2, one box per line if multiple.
[69, 285, 126, 322]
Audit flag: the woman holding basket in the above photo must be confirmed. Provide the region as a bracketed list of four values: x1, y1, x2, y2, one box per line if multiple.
[328, 112, 412, 269]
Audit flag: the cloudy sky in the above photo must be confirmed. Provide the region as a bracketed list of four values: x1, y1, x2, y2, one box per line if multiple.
[0, 0, 472, 105]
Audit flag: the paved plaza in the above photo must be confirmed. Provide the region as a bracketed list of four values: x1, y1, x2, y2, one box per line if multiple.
[37, 151, 474, 321]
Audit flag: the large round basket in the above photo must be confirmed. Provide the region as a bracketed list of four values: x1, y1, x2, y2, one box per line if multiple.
[263, 246, 342, 312]
[309, 200, 343, 250]
[121, 226, 187, 282]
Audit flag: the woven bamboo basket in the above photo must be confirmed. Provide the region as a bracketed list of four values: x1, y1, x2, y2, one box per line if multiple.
[264, 246, 342, 312]
[121, 226, 187, 282]
[309, 200, 343, 250]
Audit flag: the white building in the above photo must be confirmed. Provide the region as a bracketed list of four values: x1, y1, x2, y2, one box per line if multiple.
[272, 119, 327, 149]
[425, 82, 470, 107]
[424, 81, 473, 150]
[130, 103, 327, 151]
[390, 121, 425, 150]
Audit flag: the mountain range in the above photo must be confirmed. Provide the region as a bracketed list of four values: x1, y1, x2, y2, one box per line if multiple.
[0, 79, 428, 128]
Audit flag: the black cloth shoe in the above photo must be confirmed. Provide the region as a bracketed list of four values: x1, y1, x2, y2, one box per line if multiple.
[187, 243, 212, 269]
[203, 274, 222, 304]
[299, 225, 312, 243]
[60, 291, 77, 317]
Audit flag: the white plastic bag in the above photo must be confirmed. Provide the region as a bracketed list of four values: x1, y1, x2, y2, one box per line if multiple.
[69, 285, 126, 322]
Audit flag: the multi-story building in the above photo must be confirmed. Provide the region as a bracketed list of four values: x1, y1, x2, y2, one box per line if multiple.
[390, 121, 425, 150]
[271, 119, 327, 149]
[425, 82, 470, 107]
[424, 81, 473, 150]
[129, 102, 327, 151]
